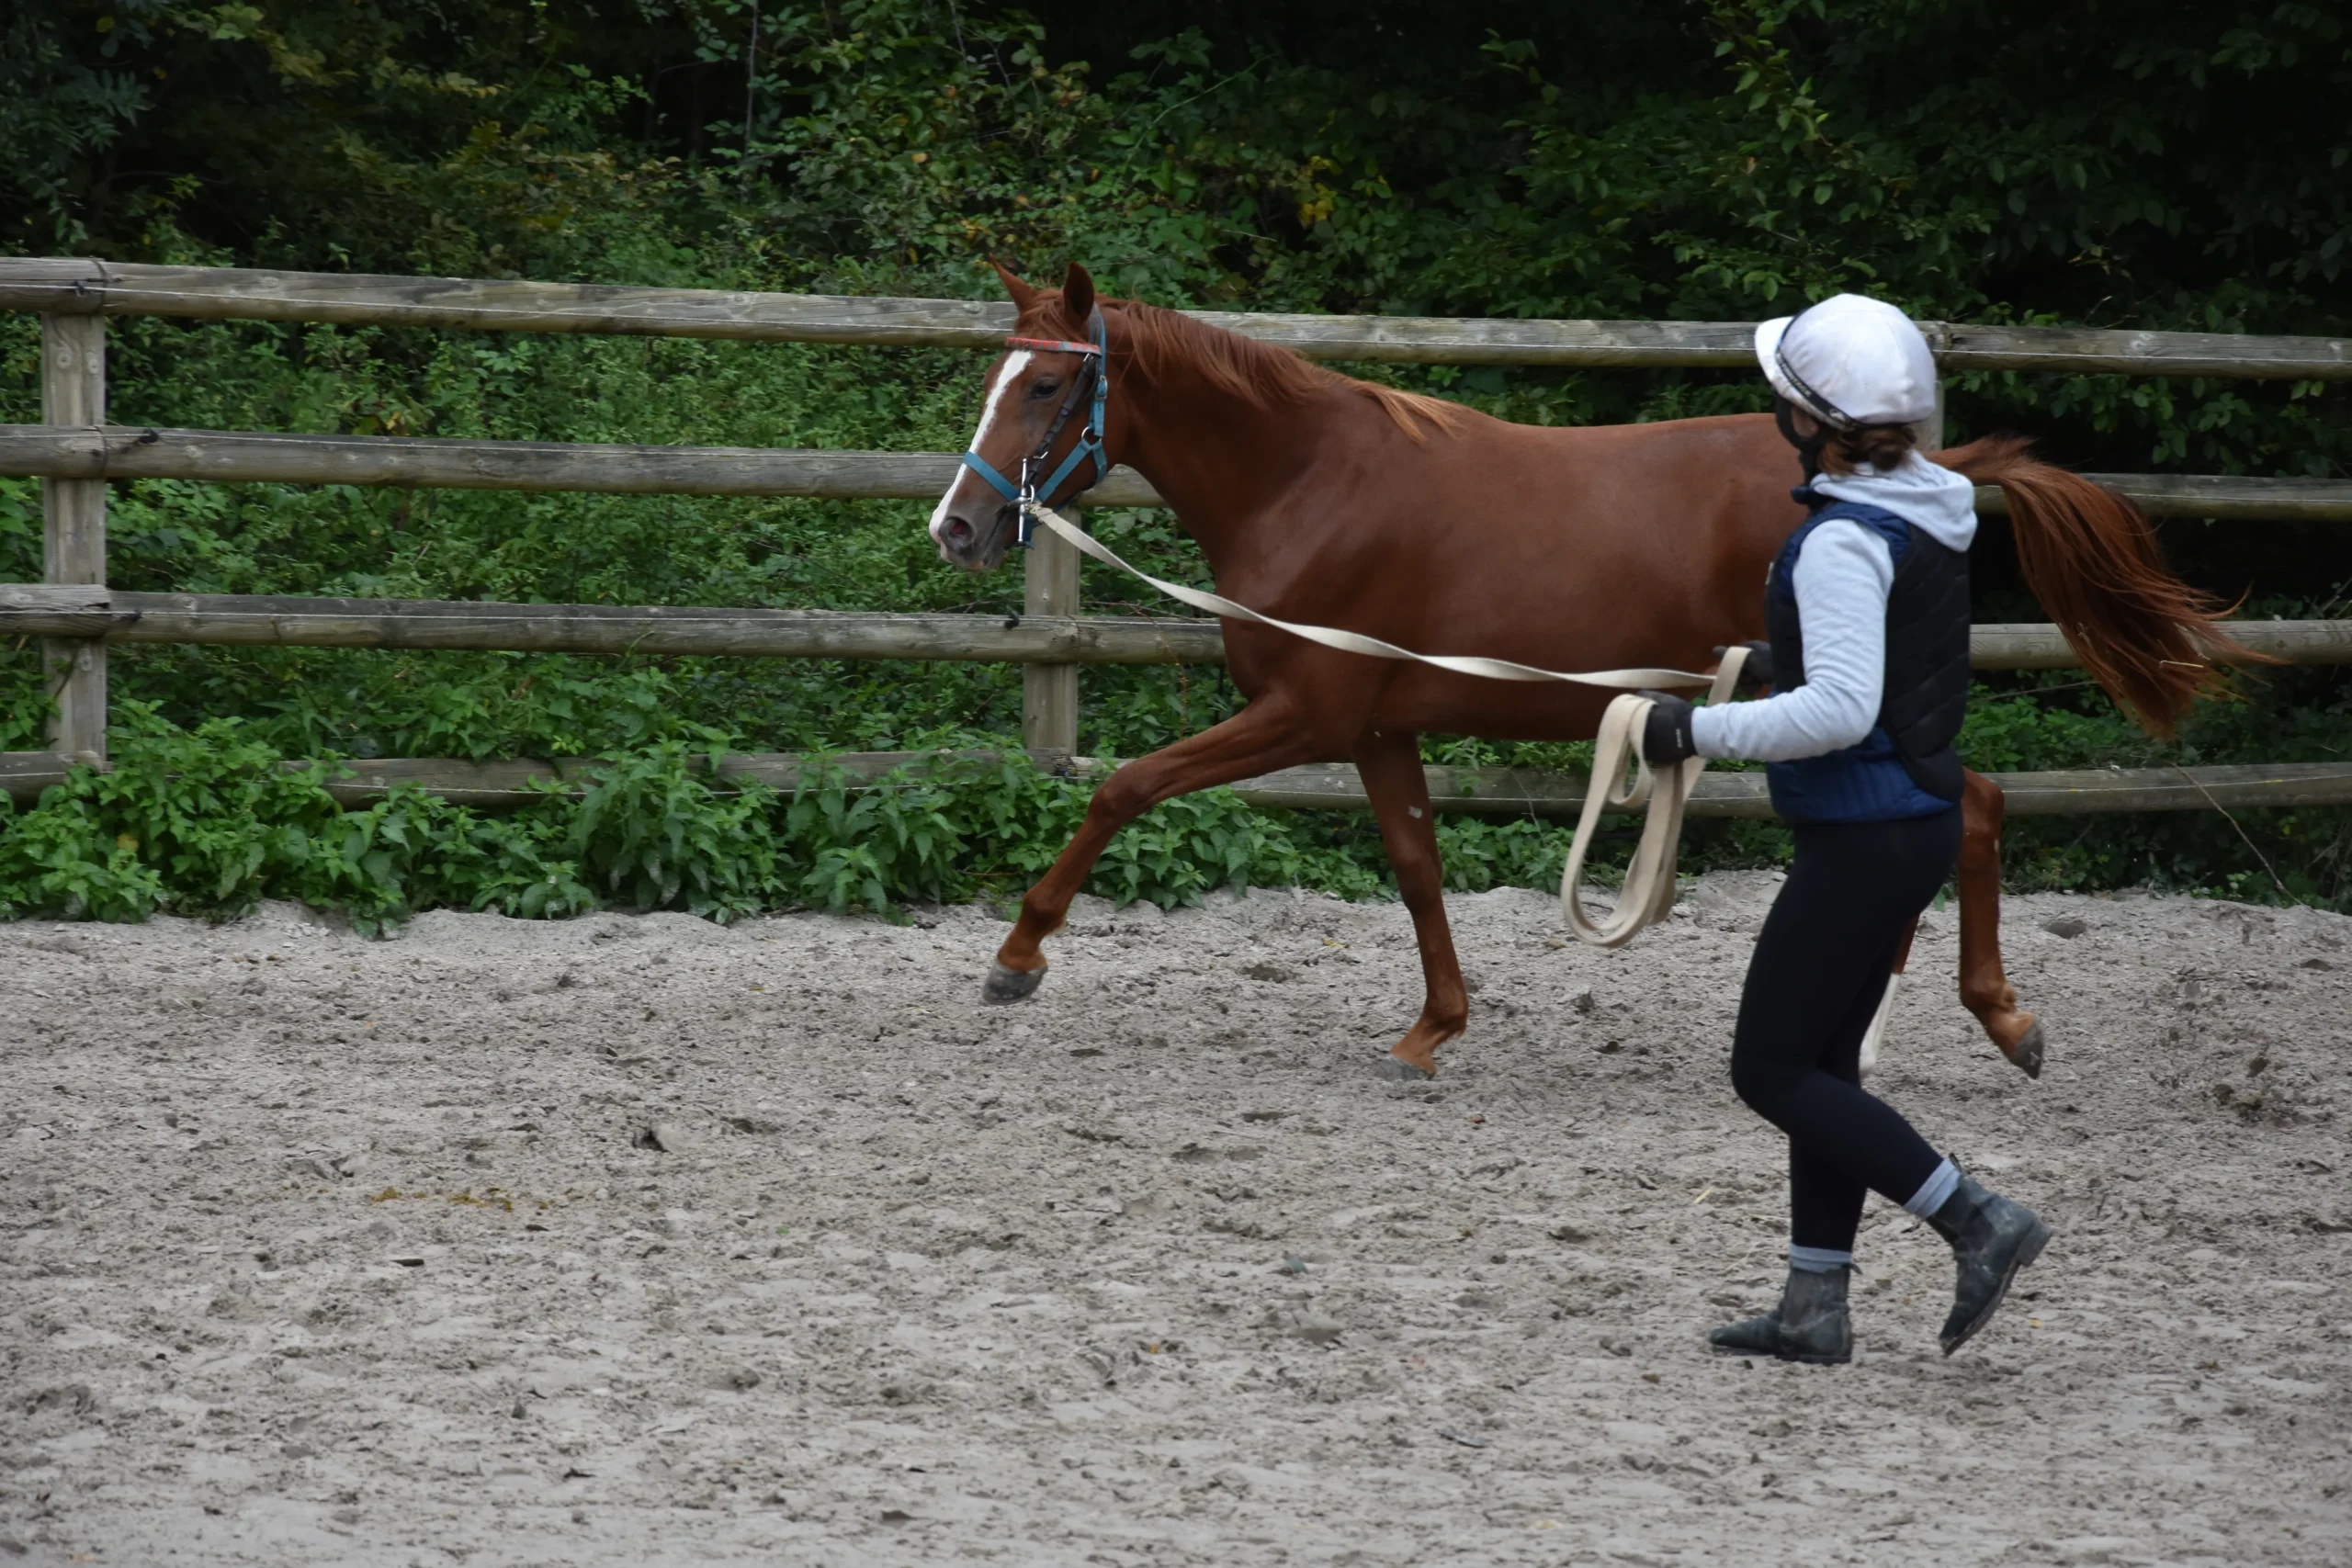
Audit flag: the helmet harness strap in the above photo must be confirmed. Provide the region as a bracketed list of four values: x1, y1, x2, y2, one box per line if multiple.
[1774, 396, 1832, 483]
[1770, 303, 1854, 483]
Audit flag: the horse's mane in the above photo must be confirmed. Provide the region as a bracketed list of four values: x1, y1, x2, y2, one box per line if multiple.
[1026, 290, 1461, 443]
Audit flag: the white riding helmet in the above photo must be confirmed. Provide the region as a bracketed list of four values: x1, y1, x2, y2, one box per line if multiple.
[1754, 293, 1938, 428]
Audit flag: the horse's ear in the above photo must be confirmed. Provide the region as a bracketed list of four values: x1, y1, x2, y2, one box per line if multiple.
[1061, 262, 1098, 329]
[989, 257, 1037, 313]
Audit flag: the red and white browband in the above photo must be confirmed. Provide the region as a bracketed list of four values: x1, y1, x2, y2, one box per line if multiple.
[1004, 335, 1102, 355]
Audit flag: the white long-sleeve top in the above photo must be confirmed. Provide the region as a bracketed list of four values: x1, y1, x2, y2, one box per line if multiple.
[1691, 455, 1978, 761]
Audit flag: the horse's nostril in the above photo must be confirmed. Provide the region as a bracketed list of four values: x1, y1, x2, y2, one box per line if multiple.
[945, 516, 976, 547]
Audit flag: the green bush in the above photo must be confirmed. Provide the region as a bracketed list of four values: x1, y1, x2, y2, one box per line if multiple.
[4, 0, 2347, 923]
[0, 713, 1403, 930]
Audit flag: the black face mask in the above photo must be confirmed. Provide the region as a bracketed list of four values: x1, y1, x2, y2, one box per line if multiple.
[1773, 396, 1829, 483]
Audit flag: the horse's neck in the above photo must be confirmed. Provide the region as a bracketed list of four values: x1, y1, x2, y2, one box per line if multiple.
[1114, 364, 1321, 575]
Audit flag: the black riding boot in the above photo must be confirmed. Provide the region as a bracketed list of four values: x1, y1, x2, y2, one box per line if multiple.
[1708, 1266, 1851, 1365]
[1922, 1168, 2050, 1355]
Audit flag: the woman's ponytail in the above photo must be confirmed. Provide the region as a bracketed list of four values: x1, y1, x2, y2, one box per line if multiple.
[1817, 423, 1919, 474]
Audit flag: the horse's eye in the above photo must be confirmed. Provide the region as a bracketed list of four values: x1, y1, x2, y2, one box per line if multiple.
[1029, 379, 1061, 399]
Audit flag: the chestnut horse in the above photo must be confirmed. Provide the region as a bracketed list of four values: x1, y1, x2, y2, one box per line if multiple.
[929, 264, 2246, 1081]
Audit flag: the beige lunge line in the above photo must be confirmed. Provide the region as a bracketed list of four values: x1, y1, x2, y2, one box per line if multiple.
[1556, 649, 1749, 948]
[1023, 502, 1751, 950]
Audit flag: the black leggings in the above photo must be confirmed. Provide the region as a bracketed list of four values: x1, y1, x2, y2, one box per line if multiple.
[1732, 809, 1962, 1255]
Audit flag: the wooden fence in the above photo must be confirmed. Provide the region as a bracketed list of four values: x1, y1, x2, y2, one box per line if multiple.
[3, 255, 2349, 817]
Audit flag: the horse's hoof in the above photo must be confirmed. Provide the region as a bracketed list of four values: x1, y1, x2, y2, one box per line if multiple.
[2007, 1020, 2045, 1080]
[982, 962, 1046, 1005]
[1375, 1055, 1435, 1083]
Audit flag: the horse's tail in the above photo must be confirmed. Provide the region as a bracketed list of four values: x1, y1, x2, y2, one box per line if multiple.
[1939, 434, 2270, 740]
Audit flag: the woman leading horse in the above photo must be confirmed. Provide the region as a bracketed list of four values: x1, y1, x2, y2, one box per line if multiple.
[1636, 295, 2048, 1359]
[929, 262, 2246, 1094]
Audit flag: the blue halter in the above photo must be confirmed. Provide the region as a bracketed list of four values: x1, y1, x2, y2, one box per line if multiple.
[959, 311, 1109, 547]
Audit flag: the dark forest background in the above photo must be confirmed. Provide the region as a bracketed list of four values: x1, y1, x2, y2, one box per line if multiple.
[2, 0, 2348, 922]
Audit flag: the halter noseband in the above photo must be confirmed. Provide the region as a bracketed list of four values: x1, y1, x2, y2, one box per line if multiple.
[958, 310, 1110, 548]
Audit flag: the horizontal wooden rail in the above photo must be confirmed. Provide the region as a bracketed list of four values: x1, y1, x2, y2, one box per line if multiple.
[5, 746, 2346, 818]
[1968, 618, 2352, 669]
[1966, 472, 2352, 523]
[4, 584, 2347, 670]
[0, 583, 1218, 663]
[0, 423, 1155, 508]
[1231, 760, 2352, 821]
[4, 259, 2346, 378]
[3, 424, 2346, 522]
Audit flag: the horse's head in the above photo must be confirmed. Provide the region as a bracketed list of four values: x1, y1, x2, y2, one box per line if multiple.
[929, 260, 1107, 571]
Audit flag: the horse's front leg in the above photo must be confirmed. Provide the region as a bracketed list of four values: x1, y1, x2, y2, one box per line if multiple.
[1956, 768, 2045, 1077]
[1351, 728, 1468, 1080]
[984, 690, 1334, 1002]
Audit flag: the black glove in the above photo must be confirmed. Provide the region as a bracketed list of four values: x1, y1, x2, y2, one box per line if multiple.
[1712, 640, 1774, 694]
[1638, 691, 1697, 765]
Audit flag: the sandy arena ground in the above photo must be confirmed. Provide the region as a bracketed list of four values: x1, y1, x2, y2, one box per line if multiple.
[3, 877, 2349, 1566]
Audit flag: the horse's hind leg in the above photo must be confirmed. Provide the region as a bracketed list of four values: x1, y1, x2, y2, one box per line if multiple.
[985, 692, 1331, 1002]
[1352, 729, 1468, 1080]
[1857, 915, 1919, 1077]
[1957, 769, 2045, 1077]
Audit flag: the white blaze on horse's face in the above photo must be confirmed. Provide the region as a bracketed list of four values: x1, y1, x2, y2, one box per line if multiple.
[928, 350, 1033, 567]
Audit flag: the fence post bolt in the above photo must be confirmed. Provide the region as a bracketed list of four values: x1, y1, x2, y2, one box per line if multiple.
[41, 312, 107, 765]
[1022, 508, 1081, 761]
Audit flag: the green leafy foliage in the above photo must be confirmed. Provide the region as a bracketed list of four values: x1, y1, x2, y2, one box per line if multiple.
[2, 0, 2347, 921]
[780, 756, 973, 913]
[565, 743, 783, 919]
[0, 716, 1356, 928]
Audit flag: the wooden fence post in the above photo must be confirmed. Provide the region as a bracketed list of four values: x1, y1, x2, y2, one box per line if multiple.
[1919, 374, 1947, 454]
[41, 313, 107, 763]
[1917, 323, 1950, 455]
[1022, 510, 1080, 758]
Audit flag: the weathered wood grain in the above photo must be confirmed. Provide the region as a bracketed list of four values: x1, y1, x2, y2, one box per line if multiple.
[0, 748, 1070, 808]
[1191, 310, 1758, 366]
[8, 747, 2344, 816]
[0, 588, 2338, 671]
[0, 588, 2341, 671]
[0, 750, 74, 804]
[312, 750, 1027, 808]
[1023, 510, 1082, 754]
[1934, 321, 2352, 378]
[4, 425, 2347, 522]
[0, 589, 1227, 664]
[1967, 471, 2352, 522]
[1227, 761, 2352, 819]
[0, 425, 1169, 506]
[0, 582, 137, 637]
[40, 315, 107, 762]
[0, 259, 1021, 347]
[3, 259, 2346, 378]
[1985, 764, 2352, 815]
[1967, 618, 2352, 669]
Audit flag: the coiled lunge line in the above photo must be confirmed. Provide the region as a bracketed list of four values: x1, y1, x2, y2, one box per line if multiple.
[1558, 650, 1748, 948]
[1021, 502, 1747, 949]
